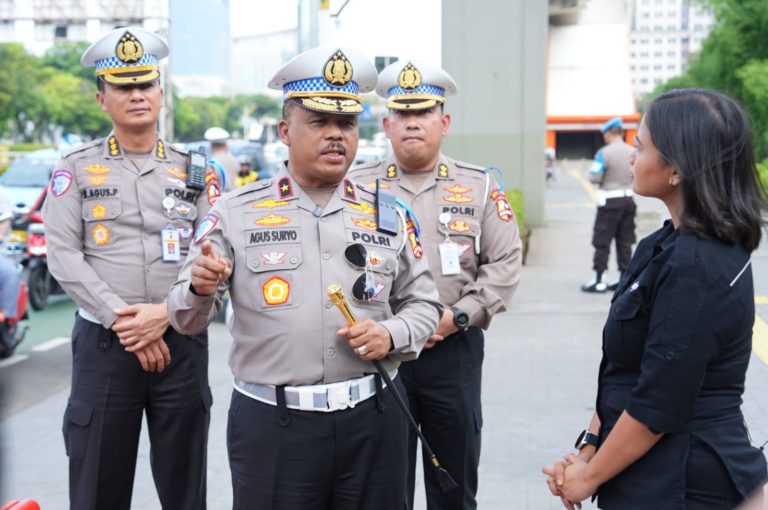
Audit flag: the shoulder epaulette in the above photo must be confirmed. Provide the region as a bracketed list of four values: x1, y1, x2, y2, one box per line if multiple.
[62, 138, 102, 159]
[349, 159, 384, 173]
[166, 142, 188, 157]
[454, 160, 486, 173]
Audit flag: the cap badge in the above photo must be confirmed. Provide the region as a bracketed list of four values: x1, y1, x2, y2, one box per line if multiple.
[324, 50, 353, 87]
[115, 31, 144, 64]
[398, 63, 422, 90]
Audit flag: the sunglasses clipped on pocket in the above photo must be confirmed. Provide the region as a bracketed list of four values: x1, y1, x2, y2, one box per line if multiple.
[344, 243, 385, 301]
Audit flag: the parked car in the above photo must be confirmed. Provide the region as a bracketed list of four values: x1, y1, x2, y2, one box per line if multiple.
[0, 148, 59, 215]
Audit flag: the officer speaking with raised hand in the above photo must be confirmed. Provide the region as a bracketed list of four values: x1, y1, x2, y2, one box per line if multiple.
[350, 60, 523, 510]
[42, 28, 220, 510]
[167, 46, 442, 510]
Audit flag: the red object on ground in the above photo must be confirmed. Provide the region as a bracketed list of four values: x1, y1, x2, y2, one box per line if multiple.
[1, 500, 41, 510]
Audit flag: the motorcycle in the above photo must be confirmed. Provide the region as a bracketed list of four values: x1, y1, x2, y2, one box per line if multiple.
[0, 264, 29, 359]
[25, 210, 64, 311]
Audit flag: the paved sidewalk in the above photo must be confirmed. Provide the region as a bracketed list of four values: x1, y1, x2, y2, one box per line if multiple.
[2, 161, 766, 509]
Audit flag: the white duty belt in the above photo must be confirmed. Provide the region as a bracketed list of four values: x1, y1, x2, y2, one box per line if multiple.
[601, 188, 634, 199]
[234, 372, 395, 413]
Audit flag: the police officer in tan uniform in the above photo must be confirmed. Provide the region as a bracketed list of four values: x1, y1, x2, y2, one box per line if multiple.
[350, 61, 523, 510]
[42, 28, 220, 510]
[167, 47, 442, 510]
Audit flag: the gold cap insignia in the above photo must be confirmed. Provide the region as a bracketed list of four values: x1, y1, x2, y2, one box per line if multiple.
[398, 63, 422, 90]
[116, 31, 144, 64]
[324, 50, 353, 87]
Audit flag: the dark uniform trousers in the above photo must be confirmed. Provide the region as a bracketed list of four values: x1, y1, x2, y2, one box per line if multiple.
[227, 376, 409, 510]
[63, 314, 211, 510]
[592, 196, 636, 273]
[400, 326, 484, 510]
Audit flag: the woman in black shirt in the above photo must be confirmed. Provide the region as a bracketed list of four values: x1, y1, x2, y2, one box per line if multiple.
[544, 89, 768, 509]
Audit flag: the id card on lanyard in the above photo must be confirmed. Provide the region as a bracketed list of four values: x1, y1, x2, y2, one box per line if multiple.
[161, 225, 181, 262]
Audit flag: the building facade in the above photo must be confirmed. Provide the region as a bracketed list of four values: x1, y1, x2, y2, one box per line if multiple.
[630, 0, 714, 97]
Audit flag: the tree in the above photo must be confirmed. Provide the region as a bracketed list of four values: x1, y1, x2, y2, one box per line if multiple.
[40, 42, 93, 82]
[0, 44, 46, 141]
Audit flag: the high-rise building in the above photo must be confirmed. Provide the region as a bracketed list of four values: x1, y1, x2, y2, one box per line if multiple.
[629, 0, 715, 97]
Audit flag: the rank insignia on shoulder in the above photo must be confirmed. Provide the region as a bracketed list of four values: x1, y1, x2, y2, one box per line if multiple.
[92, 224, 110, 245]
[50, 169, 73, 197]
[343, 178, 357, 201]
[262, 276, 290, 306]
[490, 189, 514, 222]
[193, 213, 219, 244]
[438, 163, 449, 178]
[277, 177, 294, 199]
[386, 164, 398, 179]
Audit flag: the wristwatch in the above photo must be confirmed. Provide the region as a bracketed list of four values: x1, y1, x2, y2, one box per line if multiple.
[574, 429, 599, 450]
[451, 306, 470, 331]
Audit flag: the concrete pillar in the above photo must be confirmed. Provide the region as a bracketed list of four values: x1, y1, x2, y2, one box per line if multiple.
[441, 0, 548, 226]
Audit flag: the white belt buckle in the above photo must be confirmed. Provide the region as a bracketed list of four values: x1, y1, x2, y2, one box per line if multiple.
[327, 383, 352, 411]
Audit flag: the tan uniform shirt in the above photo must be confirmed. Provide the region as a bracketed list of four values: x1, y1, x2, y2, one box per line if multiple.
[167, 165, 442, 386]
[42, 134, 221, 328]
[349, 154, 522, 329]
[589, 139, 634, 191]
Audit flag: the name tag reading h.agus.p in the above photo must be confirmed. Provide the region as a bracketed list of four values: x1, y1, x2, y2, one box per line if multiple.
[375, 179, 398, 236]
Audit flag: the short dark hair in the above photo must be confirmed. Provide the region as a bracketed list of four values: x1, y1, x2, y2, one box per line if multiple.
[96, 77, 106, 93]
[645, 88, 768, 252]
[282, 99, 300, 120]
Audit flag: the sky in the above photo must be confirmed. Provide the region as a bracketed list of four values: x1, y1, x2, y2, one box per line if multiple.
[229, 0, 442, 64]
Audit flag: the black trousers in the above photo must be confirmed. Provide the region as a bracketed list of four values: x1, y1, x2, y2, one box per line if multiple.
[592, 197, 637, 273]
[685, 439, 745, 509]
[400, 327, 484, 510]
[63, 315, 211, 510]
[227, 376, 409, 510]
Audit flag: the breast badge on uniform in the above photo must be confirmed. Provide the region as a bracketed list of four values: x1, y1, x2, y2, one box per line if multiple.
[92, 204, 107, 220]
[87, 175, 109, 186]
[348, 200, 376, 215]
[261, 252, 287, 265]
[489, 189, 514, 222]
[92, 224, 110, 245]
[193, 213, 219, 244]
[255, 214, 290, 227]
[449, 220, 471, 233]
[84, 164, 111, 175]
[50, 169, 73, 197]
[165, 167, 187, 180]
[262, 276, 290, 306]
[445, 184, 471, 194]
[351, 217, 378, 231]
[252, 198, 289, 209]
[444, 193, 473, 204]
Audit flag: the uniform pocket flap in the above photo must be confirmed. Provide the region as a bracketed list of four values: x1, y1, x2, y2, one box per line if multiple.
[65, 403, 93, 427]
[81, 199, 121, 222]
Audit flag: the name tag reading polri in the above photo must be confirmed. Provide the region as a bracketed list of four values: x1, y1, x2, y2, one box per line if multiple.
[161, 225, 181, 262]
[439, 240, 461, 275]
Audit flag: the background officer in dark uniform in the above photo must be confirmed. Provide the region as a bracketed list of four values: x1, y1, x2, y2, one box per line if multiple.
[350, 60, 522, 510]
[582, 117, 636, 293]
[42, 28, 220, 510]
[168, 46, 442, 510]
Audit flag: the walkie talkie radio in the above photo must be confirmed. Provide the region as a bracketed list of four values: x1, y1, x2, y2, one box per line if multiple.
[375, 178, 398, 236]
[186, 146, 207, 191]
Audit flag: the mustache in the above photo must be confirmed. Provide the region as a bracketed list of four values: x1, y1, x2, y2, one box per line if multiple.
[320, 142, 346, 155]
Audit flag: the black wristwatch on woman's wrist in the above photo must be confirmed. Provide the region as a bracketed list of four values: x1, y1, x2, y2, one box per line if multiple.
[574, 429, 599, 450]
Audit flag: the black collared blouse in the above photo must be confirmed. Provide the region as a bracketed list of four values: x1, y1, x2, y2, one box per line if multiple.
[595, 221, 767, 508]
